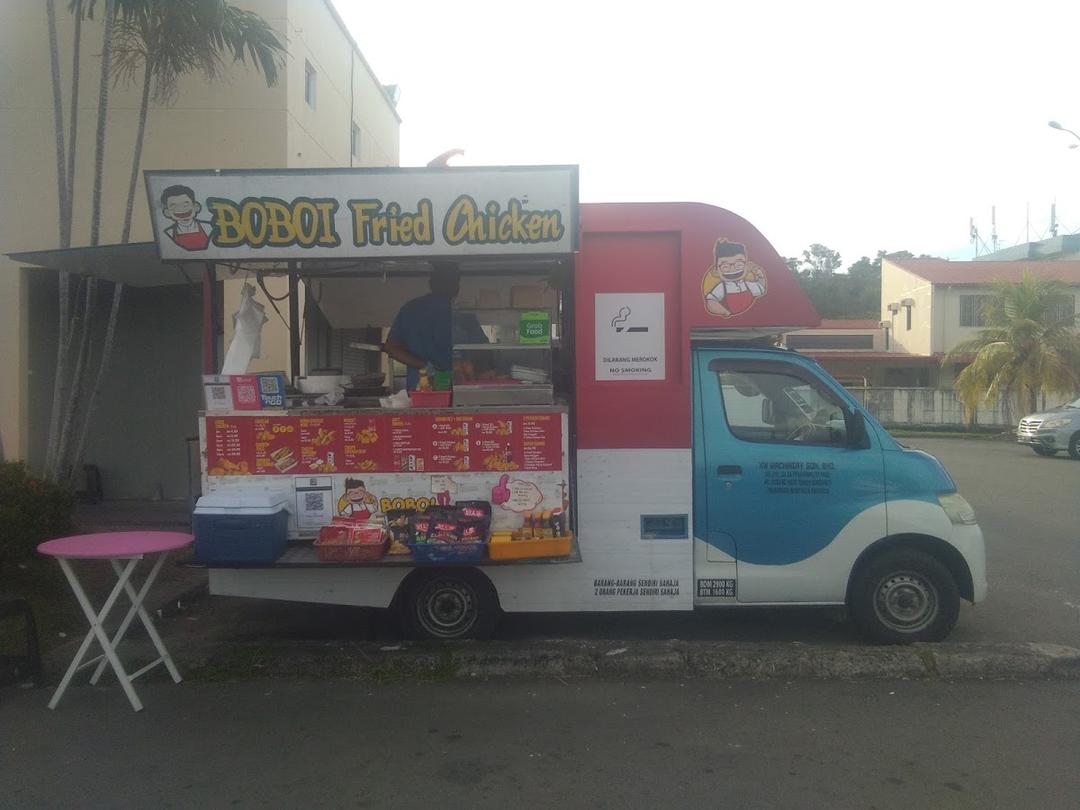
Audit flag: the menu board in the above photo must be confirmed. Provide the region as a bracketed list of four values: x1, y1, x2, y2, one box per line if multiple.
[205, 416, 254, 474]
[297, 415, 345, 474]
[521, 413, 562, 470]
[205, 412, 563, 475]
[252, 414, 301, 475]
[342, 414, 389, 472]
[389, 414, 428, 472]
[429, 415, 472, 472]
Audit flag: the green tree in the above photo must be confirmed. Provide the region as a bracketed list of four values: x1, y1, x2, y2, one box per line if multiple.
[799, 243, 842, 279]
[946, 272, 1080, 418]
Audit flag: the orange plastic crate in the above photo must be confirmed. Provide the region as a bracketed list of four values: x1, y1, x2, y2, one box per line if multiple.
[488, 533, 572, 561]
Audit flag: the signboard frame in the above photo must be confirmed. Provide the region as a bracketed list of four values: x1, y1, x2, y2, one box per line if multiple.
[144, 165, 580, 262]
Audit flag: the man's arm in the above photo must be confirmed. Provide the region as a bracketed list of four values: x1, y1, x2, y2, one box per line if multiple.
[383, 338, 427, 370]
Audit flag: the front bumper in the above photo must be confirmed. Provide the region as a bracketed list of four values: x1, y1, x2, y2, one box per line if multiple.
[1017, 432, 1055, 448]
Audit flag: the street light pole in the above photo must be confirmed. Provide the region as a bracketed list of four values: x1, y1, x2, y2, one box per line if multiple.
[1048, 120, 1080, 148]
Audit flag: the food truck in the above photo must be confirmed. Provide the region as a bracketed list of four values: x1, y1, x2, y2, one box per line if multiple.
[141, 165, 985, 643]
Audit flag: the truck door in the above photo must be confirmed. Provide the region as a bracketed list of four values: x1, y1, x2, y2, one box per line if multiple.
[694, 351, 886, 603]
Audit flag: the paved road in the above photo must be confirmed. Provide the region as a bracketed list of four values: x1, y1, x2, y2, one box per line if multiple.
[4, 678, 1079, 809]
[906, 438, 1080, 647]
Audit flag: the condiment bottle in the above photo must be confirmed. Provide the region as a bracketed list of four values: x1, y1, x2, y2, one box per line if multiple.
[550, 508, 566, 538]
[417, 368, 431, 392]
[538, 510, 553, 539]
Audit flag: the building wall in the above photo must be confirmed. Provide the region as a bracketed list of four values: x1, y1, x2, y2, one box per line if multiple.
[934, 284, 1079, 356]
[220, 0, 402, 374]
[1, 0, 399, 496]
[880, 260, 934, 356]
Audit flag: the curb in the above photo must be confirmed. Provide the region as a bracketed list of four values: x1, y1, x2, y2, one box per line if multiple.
[186, 639, 1080, 682]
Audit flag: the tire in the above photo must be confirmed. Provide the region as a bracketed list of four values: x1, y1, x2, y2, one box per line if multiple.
[1032, 446, 1057, 457]
[1068, 432, 1080, 460]
[400, 568, 501, 640]
[849, 548, 960, 644]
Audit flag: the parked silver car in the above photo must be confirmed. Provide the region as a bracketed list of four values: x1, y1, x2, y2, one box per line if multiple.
[1016, 396, 1080, 458]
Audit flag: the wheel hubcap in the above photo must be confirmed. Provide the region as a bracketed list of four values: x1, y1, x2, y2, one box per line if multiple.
[873, 571, 938, 633]
[417, 578, 478, 638]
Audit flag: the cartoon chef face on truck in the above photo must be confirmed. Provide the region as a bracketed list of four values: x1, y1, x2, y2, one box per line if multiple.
[703, 239, 767, 317]
[160, 184, 212, 251]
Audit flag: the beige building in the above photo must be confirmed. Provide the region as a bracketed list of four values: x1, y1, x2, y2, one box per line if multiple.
[0, 0, 399, 494]
[880, 258, 1080, 386]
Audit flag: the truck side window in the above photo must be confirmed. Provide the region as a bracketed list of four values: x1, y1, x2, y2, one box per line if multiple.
[716, 369, 848, 446]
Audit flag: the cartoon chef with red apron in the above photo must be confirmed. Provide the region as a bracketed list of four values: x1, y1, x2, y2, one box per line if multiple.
[160, 184, 212, 251]
[703, 239, 767, 317]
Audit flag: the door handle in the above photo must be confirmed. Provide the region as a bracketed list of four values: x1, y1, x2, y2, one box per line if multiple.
[716, 465, 742, 476]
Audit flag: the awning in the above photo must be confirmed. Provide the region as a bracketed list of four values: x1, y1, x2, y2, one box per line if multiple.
[6, 242, 198, 287]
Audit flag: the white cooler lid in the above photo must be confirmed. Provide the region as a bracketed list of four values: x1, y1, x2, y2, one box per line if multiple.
[195, 492, 289, 515]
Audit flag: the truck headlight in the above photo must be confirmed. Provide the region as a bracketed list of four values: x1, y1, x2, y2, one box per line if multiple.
[938, 492, 977, 525]
[1041, 417, 1072, 429]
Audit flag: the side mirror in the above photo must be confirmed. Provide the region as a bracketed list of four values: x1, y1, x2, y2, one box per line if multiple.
[761, 399, 774, 425]
[846, 409, 869, 449]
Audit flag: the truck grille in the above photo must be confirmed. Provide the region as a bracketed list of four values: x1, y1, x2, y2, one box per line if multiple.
[1018, 418, 1043, 434]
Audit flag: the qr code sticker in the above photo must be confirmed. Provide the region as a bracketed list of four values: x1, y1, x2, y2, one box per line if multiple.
[210, 387, 227, 401]
[304, 492, 325, 512]
[235, 384, 258, 404]
[260, 376, 281, 394]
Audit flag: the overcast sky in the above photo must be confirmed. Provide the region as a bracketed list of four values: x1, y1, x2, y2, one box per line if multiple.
[336, 0, 1080, 269]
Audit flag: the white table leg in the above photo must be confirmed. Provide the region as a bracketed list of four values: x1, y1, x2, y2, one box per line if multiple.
[90, 554, 182, 685]
[49, 557, 144, 712]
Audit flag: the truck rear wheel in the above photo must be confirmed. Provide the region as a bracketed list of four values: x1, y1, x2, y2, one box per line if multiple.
[400, 569, 501, 640]
[849, 548, 960, 644]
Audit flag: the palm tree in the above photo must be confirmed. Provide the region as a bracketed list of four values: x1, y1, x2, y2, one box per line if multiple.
[112, 0, 285, 243]
[947, 272, 1080, 421]
[42, 0, 284, 483]
[64, 1, 286, 484]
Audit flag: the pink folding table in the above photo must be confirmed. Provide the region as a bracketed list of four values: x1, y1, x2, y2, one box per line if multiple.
[37, 531, 194, 712]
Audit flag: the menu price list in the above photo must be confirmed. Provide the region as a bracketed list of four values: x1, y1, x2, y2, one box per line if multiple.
[204, 412, 562, 476]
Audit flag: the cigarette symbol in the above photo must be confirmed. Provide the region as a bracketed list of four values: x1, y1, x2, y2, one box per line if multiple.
[611, 305, 648, 333]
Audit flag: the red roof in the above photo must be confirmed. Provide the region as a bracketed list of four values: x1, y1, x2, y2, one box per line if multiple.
[802, 351, 936, 363]
[887, 258, 1080, 285]
[816, 319, 880, 329]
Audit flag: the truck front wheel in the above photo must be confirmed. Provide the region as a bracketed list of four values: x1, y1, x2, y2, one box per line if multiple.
[400, 569, 501, 640]
[849, 548, 960, 644]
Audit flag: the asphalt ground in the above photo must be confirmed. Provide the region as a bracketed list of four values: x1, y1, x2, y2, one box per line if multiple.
[3, 679, 1079, 809]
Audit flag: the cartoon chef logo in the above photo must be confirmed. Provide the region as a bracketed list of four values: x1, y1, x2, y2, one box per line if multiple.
[337, 478, 379, 519]
[159, 184, 211, 251]
[702, 239, 767, 317]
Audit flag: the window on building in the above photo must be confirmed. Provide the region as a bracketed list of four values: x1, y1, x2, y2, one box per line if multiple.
[906, 306, 912, 331]
[351, 122, 362, 159]
[959, 294, 991, 327]
[1048, 295, 1076, 327]
[304, 60, 317, 108]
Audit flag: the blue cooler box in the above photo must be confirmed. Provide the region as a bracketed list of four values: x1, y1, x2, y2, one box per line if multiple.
[193, 493, 289, 564]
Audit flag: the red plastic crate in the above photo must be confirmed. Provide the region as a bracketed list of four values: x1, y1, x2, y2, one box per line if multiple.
[408, 390, 452, 407]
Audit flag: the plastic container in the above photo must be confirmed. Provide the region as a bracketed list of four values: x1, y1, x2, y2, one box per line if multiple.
[406, 541, 488, 563]
[193, 492, 289, 564]
[488, 533, 573, 561]
[408, 390, 452, 407]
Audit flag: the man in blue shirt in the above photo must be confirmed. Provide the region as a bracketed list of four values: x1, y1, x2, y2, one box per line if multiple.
[383, 262, 460, 390]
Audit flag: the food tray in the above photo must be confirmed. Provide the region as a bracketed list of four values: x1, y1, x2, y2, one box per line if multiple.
[488, 534, 573, 561]
[313, 536, 388, 562]
[406, 541, 488, 563]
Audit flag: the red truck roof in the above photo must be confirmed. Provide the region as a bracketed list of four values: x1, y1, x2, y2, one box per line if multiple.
[575, 202, 819, 450]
